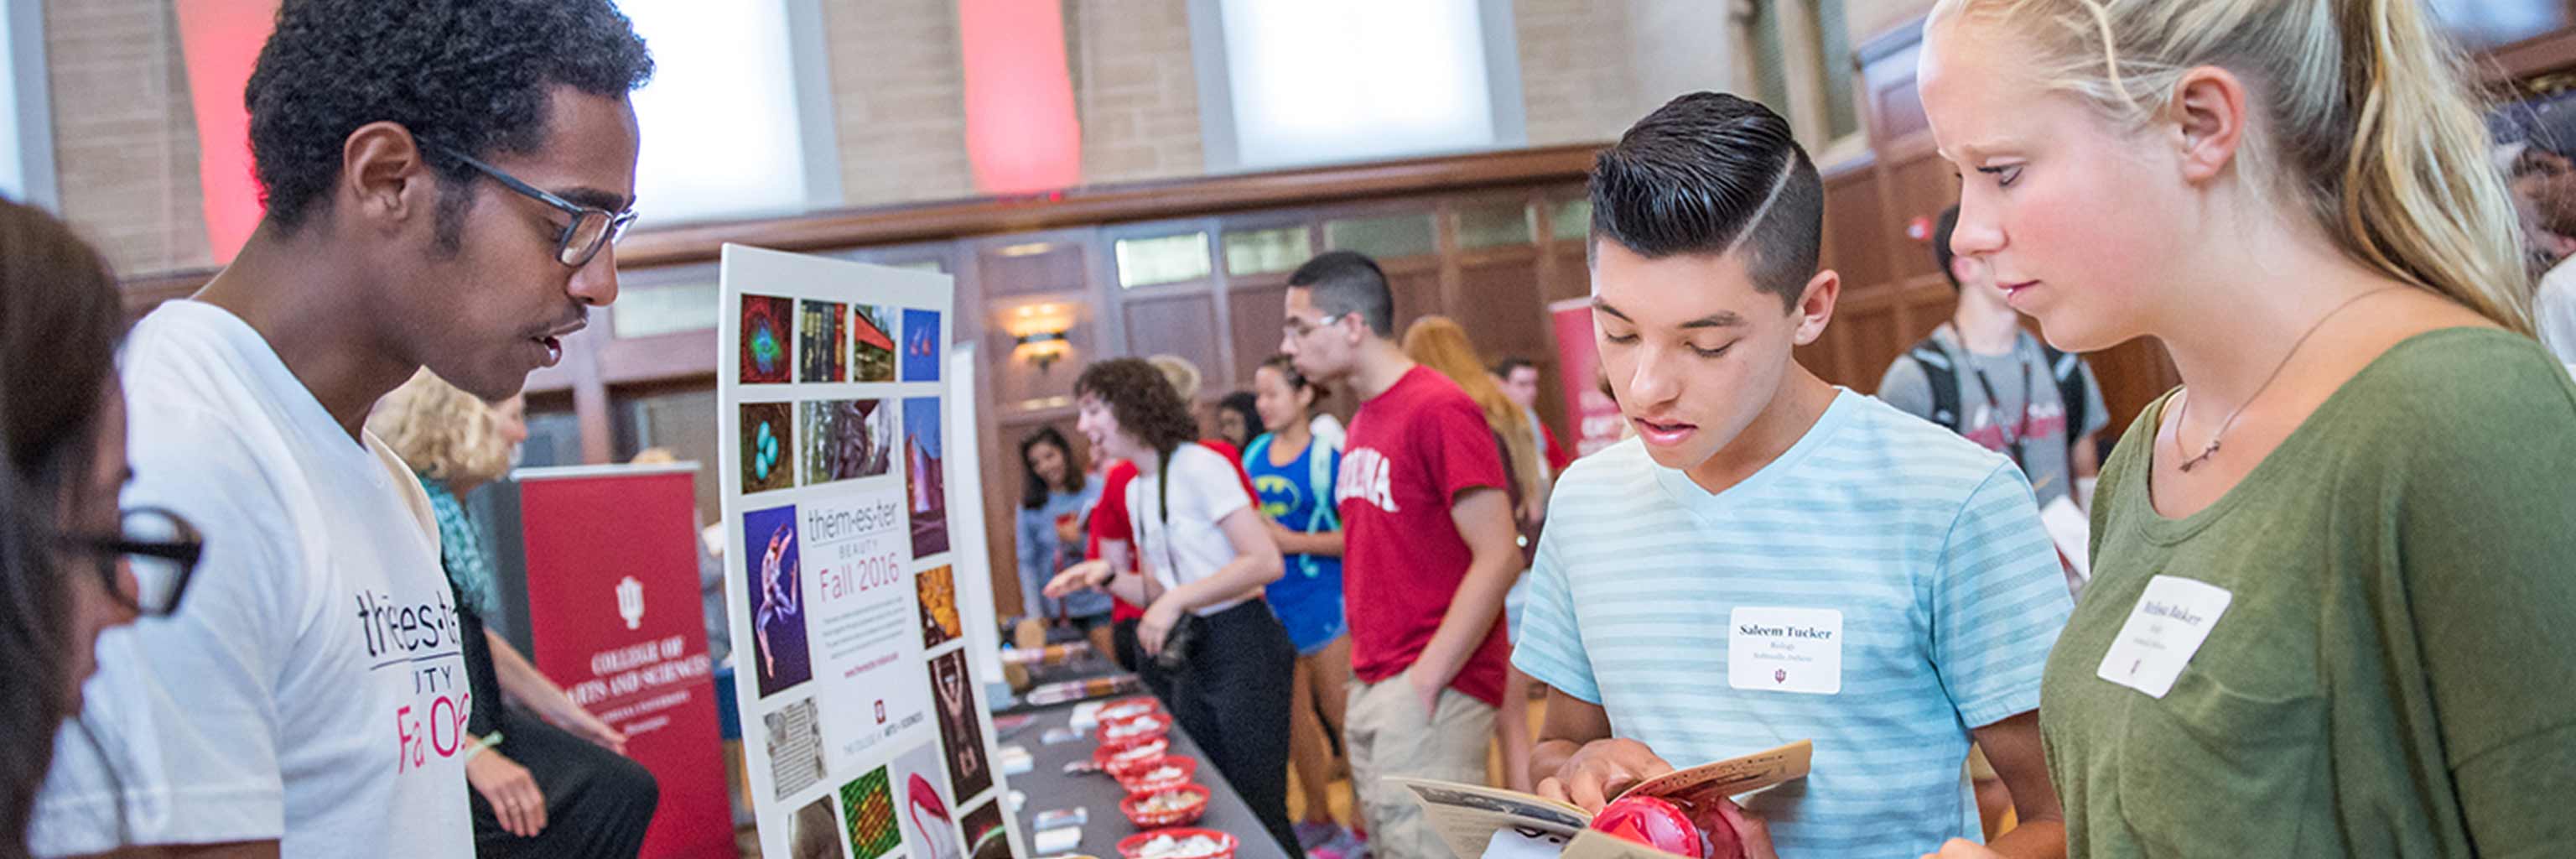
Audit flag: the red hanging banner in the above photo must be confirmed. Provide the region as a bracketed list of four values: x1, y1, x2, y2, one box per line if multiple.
[174, 0, 278, 264]
[957, 0, 1083, 195]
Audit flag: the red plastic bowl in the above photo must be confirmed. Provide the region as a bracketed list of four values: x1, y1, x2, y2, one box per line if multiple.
[1098, 696, 1164, 723]
[1119, 784, 1212, 830]
[1114, 827, 1236, 859]
[1093, 738, 1171, 778]
[1098, 711, 1173, 748]
[1115, 755, 1199, 794]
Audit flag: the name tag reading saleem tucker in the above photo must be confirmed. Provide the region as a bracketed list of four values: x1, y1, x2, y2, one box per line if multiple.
[1727, 607, 1843, 695]
[2095, 575, 2233, 699]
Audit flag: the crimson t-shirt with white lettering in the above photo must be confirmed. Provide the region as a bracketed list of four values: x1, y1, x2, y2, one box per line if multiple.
[1339, 366, 1511, 706]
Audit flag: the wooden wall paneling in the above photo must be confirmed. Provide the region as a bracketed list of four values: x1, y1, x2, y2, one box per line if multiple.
[1228, 280, 1292, 383]
[1835, 289, 1909, 393]
[1120, 293, 1227, 399]
[610, 145, 1603, 272]
[1891, 276, 1957, 357]
[973, 239, 1090, 299]
[2082, 338, 2181, 450]
[1857, 24, 1933, 158]
[1104, 217, 1230, 388]
[1824, 169, 1896, 289]
[1881, 154, 1959, 282]
[987, 291, 1098, 412]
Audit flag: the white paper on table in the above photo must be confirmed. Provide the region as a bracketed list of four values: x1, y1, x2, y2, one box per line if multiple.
[2039, 497, 2091, 592]
[1483, 828, 1571, 859]
[1034, 826, 1083, 854]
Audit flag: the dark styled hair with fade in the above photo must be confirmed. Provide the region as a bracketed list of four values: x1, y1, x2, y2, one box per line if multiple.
[246, 0, 654, 239]
[1286, 250, 1395, 337]
[1588, 92, 1825, 311]
[1075, 358, 1199, 456]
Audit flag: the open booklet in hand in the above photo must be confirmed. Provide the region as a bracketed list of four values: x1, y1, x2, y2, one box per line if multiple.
[1390, 740, 1813, 859]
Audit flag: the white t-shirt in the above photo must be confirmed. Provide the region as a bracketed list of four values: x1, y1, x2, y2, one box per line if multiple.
[2538, 257, 2576, 366]
[1124, 443, 1256, 616]
[29, 301, 472, 857]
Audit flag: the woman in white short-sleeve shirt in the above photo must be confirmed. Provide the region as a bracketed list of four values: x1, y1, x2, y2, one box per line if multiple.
[1046, 358, 1298, 855]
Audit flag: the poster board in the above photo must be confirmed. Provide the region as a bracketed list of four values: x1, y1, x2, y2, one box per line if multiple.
[720, 245, 1024, 859]
[507, 461, 732, 858]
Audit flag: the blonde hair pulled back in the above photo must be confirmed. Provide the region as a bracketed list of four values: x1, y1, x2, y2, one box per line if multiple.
[1935, 0, 2532, 332]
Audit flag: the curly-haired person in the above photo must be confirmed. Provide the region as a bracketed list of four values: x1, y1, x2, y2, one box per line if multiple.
[1044, 358, 1298, 854]
[29, 3, 651, 857]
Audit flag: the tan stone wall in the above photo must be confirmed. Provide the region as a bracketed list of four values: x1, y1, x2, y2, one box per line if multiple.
[820, 0, 974, 206]
[1516, 0, 1644, 147]
[43, 0, 1685, 277]
[1068, 0, 1202, 185]
[44, 0, 209, 274]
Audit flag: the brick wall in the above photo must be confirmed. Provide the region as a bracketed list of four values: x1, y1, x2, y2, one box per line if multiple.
[44, 0, 210, 275]
[820, 0, 975, 206]
[1516, 0, 1645, 148]
[44, 0, 1670, 279]
[1068, 0, 1202, 185]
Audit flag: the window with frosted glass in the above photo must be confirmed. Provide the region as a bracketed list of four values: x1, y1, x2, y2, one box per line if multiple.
[1115, 232, 1214, 289]
[1223, 226, 1313, 275]
[1324, 214, 1438, 260]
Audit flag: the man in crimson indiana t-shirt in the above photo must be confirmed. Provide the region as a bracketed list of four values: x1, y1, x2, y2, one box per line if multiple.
[1337, 367, 1514, 705]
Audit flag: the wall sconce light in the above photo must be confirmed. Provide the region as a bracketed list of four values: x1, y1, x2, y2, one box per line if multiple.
[1005, 302, 1076, 372]
[1015, 330, 1069, 371]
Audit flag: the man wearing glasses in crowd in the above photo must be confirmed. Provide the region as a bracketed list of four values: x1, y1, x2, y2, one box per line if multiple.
[1278, 252, 1524, 859]
[29, 3, 652, 857]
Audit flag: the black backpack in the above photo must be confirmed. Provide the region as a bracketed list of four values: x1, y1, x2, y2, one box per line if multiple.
[1906, 334, 2089, 456]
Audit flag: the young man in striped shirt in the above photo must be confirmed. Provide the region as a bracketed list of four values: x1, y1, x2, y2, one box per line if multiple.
[1513, 93, 2072, 858]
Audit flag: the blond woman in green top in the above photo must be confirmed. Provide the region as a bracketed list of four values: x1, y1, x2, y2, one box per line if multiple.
[1914, 1, 2576, 856]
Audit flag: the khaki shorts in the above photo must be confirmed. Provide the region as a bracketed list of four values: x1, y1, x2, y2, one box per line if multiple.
[1345, 674, 1498, 859]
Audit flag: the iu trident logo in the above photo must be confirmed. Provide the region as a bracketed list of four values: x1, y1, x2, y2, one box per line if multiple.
[616, 576, 645, 631]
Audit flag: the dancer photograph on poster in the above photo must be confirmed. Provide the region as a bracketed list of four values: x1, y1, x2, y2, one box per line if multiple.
[901, 308, 942, 382]
[927, 650, 991, 800]
[802, 398, 896, 485]
[959, 799, 1012, 859]
[854, 305, 899, 383]
[742, 294, 795, 384]
[889, 743, 962, 859]
[790, 797, 847, 859]
[917, 565, 961, 649]
[741, 402, 798, 493]
[800, 299, 849, 383]
[838, 766, 903, 859]
[745, 504, 813, 696]
[903, 396, 951, 558]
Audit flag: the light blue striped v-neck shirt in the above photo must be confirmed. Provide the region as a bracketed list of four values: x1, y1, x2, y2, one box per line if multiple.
[1514, 390, 2072, 856]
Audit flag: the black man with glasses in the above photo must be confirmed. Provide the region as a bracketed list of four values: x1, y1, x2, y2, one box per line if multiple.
[30, 3, 652, 857]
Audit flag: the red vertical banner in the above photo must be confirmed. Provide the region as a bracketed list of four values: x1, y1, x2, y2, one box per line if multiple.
[957, 0, 1082, 195]
[1549, 298, 1627, 456]
[517, 467, 733, 859]
[174, 0, 279, 264]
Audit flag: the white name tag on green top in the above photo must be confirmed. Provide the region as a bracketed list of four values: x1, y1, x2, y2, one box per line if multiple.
[1728, 607, 1844, 695]
[2096, 575, 2234, 698]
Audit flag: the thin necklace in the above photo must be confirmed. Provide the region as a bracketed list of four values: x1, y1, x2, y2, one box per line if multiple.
[2174, 286, 2404, 473]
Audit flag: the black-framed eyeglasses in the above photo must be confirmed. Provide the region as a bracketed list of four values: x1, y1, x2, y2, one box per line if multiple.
[59, 508, 202, 616]
[418, 137, 636, 268]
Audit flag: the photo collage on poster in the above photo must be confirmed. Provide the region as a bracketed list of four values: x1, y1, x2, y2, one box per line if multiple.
[724, 249, 1012, 859]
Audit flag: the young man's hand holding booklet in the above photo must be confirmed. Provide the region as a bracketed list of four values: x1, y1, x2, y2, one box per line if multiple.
[1392, 740, 1812, 859]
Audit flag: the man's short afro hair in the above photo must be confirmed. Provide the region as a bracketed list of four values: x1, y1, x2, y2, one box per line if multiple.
[245, 0, 654, 232]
